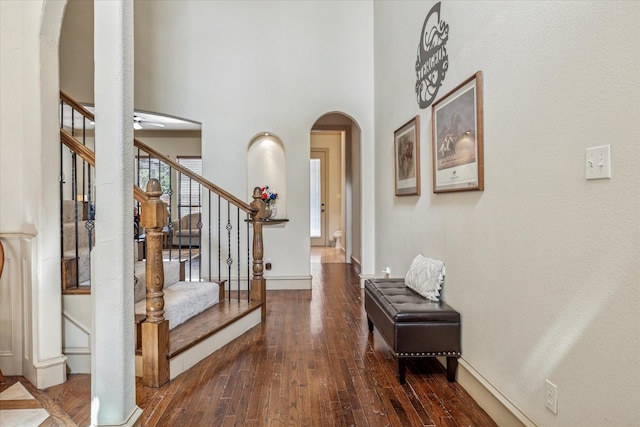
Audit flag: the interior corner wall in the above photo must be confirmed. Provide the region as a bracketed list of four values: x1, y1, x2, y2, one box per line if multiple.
[59, 0, 94, 103]
[348, 123, 362, 266]
[373, 2, 639, 426]
[133, 1, 376, 281]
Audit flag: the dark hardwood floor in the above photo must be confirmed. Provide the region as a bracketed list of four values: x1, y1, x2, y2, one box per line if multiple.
[3, 253, 496, 426]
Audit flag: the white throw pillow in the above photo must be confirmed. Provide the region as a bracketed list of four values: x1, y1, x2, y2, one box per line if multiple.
[405, 255, 446, 301]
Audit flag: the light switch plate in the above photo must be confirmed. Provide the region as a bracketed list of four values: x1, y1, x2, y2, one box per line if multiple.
[585, 145, 611, 180]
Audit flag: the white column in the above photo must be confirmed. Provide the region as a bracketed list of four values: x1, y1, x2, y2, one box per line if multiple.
[92, 1, 140, 425]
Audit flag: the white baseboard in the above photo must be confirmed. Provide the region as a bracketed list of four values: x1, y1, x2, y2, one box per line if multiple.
[205, 275, 313, 291]
[265, 275, 312, 290]
[456, 358, 535, 427]
[350, 255, 360, 266]
[65, 352, 91, 374]
[25, 356, 68, 390]
[359, 273, 374, 288]
[91, 406, 143, 427]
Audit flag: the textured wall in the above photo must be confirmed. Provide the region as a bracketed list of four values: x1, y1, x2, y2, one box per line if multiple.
[132, 0, 376, 280]
[373, 1, 639, 425]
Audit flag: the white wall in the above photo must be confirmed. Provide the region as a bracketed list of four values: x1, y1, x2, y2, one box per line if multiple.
[374, 1, 639, 426]
[59, 0, 377, 282]
[134, 131, 201, 158]
[59, 0, 93, 104]
[133, 1, 376, 282]
[0, 0, 68, 388]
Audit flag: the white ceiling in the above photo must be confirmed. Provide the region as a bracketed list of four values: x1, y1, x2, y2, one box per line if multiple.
[60, 104, 201, 131]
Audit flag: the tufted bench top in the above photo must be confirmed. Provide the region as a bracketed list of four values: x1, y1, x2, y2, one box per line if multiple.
[364, 278, 461, 383]
[364, 278, 460, 323]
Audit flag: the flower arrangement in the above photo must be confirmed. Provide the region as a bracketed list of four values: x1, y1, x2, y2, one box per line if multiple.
[260, 186, 278, 205]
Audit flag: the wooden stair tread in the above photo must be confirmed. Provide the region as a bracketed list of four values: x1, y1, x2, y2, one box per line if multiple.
[62, 286, 91, 295]
[135, 298, 262, 359]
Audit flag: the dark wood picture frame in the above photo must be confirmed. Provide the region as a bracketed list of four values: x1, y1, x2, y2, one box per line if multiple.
[431, 71, 484, 193]
[394, 116, 421, 196]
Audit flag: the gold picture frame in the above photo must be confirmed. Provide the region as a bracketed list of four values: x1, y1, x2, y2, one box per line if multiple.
[431, 71, 484, 193]
[394, 116, 421, 196]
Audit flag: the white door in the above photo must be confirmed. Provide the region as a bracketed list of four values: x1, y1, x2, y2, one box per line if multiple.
[310, 151, 327, 246]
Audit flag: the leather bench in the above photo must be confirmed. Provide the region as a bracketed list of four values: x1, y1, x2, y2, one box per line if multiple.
[364, 278, 461, 384]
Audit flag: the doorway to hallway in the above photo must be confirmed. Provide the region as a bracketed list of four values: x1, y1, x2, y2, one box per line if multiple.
[310, 113, 362, 269]
[310, 247, 345, 264]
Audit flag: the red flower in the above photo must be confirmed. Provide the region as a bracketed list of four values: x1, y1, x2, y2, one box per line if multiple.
[260, 185, 278, 204]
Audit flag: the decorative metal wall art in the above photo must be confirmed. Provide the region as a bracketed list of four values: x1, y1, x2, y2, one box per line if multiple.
[415, 2, 449, 109]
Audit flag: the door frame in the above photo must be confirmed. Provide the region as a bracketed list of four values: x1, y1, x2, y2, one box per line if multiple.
[310, 149, 329, 247]
[310, 124, 352, 263]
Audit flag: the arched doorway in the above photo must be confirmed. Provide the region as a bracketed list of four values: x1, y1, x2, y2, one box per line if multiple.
[310, 113, 361, 268]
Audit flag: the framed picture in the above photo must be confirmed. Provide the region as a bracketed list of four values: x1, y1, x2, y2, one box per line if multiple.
[394, 116, 420, 196]
[431, 71, 484, 193]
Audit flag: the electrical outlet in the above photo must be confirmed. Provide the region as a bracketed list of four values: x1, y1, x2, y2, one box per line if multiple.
[383, 267, 390, 278]
[545, 379, 558, 414]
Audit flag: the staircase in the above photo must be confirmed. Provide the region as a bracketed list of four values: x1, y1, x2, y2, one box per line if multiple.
[60, 91, 268, 387]
[61, 197, 220, 330]
[61, 200, 92, 290]
[133, 255, 221, 333]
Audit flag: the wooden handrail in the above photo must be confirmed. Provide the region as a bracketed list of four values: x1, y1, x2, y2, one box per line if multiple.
[60, 128, 95, 167]
[60, 91, 251, 212]
[134, 138, 255, 214]
[61, 128, 149, 203]
[60, 90, 95, 122]
[134, 186, 149, 203]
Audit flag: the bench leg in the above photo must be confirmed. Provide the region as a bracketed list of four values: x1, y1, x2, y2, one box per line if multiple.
[446, 357, 458, 382]
[398, 358, 407, 384]
[367, 317, 374, 333]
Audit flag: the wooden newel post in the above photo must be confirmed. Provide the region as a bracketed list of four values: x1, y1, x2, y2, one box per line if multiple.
[140, 178, 170, 387]
[249, 187, 267, 321]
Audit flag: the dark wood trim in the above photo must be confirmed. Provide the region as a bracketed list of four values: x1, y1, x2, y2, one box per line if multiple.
[60, 129, 95, 167]
[61, 287, 91, 295]
[60, 128, 148, 203]
[60, 91, 95, 122]
[167, 300, 262, 358]
[61, 257, 78, 291]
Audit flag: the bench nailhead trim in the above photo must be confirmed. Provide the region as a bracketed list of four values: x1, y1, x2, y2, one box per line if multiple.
[396, 351, 460, 357]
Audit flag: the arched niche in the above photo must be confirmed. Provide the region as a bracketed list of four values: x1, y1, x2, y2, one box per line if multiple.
[247, 132, 286, 219]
